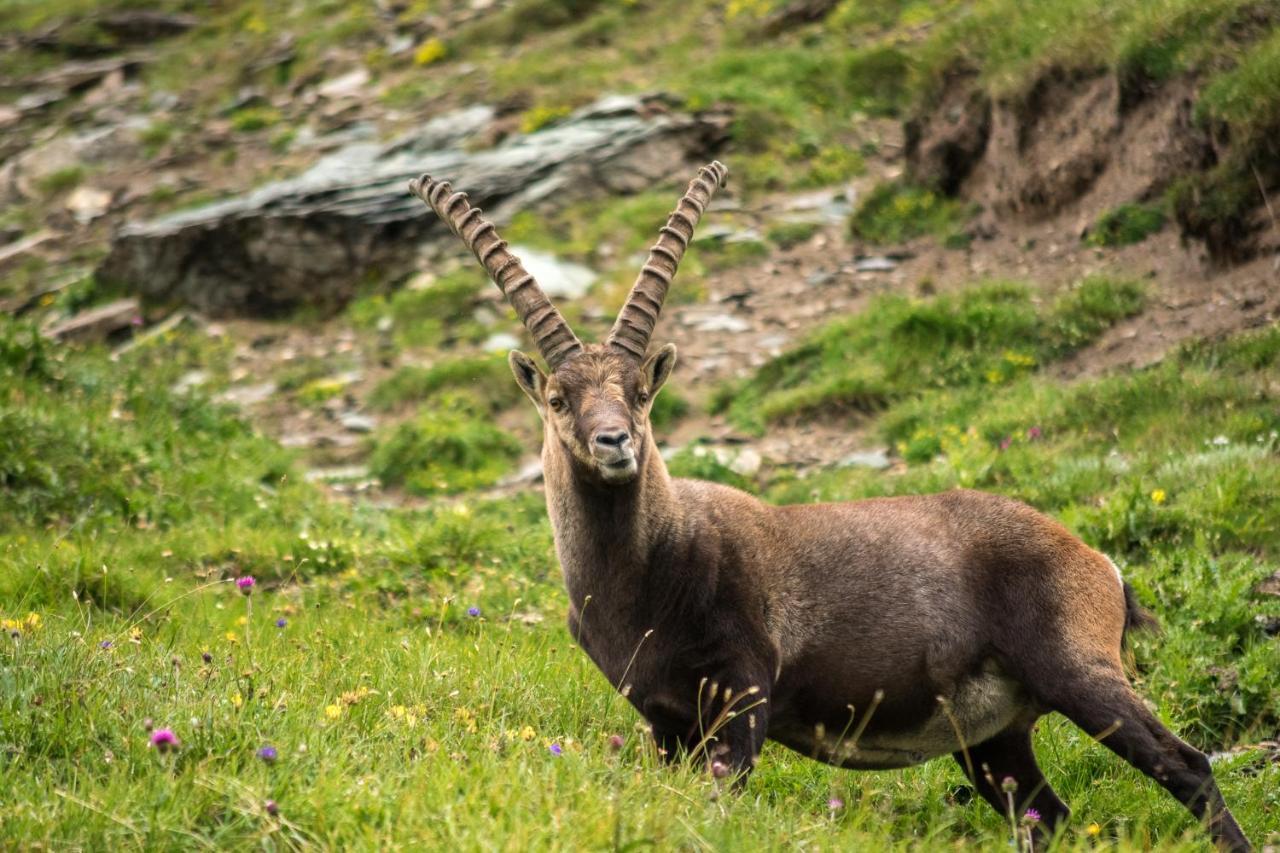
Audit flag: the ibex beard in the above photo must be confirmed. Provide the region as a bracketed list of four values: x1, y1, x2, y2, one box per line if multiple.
[408, 163, 1252, 852]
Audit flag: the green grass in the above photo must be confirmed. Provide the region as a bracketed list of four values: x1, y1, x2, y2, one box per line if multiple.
[368, 393, 522, 495]
[766, 221, 822, 249]
[34, 166, 86, 196]
[1087, 203, 1168, 247]
[715, 277, 1146, 432]
[370, 355, 520, 413]
[348, 270, 489, 351]
[2, 311, 1279, 848]
[850, 182, 975, 246]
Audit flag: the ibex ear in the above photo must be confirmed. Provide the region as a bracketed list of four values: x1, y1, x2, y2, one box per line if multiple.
[643, 343, 677, 397]
[509, 350, 547, 411]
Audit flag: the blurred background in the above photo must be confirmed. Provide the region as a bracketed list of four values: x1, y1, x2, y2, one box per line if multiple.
[1, 0, 1278, 847]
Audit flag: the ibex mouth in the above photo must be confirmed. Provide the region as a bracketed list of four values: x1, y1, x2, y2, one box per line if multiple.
[599, 454, 638, 483]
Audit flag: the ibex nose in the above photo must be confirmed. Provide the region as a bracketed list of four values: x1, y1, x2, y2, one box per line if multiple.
[593, 430, 631, 449]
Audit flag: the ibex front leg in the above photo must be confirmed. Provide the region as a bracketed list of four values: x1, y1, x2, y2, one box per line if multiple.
[691, 668, 772, 783]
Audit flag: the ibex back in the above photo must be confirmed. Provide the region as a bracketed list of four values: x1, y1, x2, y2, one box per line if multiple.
[408, 163, 1251, 852]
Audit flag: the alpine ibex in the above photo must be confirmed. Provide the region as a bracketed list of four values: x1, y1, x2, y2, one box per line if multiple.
[408, 162, 1251, 851]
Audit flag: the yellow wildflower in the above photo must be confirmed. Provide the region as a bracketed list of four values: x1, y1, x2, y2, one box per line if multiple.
[128, 626, 143, 643]
[324, 704, 342, 721]
[224, 630, 239, 644]
[231, 692, 244, 709]
[236, 615, 248, 627]
[519, 725, 536, 742]
[1086, 823, 1101, 836]
[413, 38, 447, 66]
[1151, 488, 1167, 505]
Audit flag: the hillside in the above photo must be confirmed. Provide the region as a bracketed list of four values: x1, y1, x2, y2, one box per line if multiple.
[1, 1, 1278, 848]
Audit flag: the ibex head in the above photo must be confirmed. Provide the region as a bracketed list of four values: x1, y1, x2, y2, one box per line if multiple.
[409, 161, 727, 485]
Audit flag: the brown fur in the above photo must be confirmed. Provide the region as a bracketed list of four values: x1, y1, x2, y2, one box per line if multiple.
[509, 343, 1251, 852]
[416, 164, 1249, 852]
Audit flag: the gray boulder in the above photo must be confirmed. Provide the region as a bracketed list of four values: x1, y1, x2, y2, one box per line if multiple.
[98, 95, 728, 316]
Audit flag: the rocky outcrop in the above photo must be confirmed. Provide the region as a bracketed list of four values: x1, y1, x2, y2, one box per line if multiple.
[97, 95, 730, 317]
[906, 68, 1219, 234]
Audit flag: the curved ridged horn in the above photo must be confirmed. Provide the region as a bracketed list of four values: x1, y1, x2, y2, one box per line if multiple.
[607, 161, 728, 360]
[408, 174, 583, 369]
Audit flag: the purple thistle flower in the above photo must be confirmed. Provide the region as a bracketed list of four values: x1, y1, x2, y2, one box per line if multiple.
[1027, 426, 1042, 440]
[150, 728, 179, 753]
[264, 799, 279, 817]
[275, 618, 287, 628]
[999, 436, 1013, 451]
[548, 743, 563, 756]
[466, 606, 481, 618]
[99, 640, 113, 649]
[201, 651, 213, 663]
[607, 734, 624, 751]
[257, 745, 278, 764]
[1025, 808, 1041, 823]
[236, 576, 256, 594]
[827, 797, 844, 811]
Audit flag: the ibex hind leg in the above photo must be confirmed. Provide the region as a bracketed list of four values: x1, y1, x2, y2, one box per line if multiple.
[1041, 668, 1251, 852]
[952, 725, 1070, 847]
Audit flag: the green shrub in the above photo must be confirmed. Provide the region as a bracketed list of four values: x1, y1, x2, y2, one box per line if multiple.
[850, 182, 974, 245]
[349, 270, 487, 349]
[666, 446, 756, 492]
[1087, 203, 1167, 247]
[371, 355, 520, 412]
[369, 394, 521, 495]
[766, 221, 821, 249]
[717, 277, 1144, 431]
[229, 107, 281, 132]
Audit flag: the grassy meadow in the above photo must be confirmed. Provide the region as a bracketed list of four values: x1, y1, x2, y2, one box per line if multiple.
[3, 296, 1279, 848]
[3, 0, 1280, 849]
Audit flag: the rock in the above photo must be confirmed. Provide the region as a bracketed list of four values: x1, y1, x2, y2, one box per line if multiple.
[98, 11, 198, 43]
[691, 313, 751, 333]
[698, 224, 763, 244]
[1258, 571, 1280, 598]
[338, 412, 377, 433]
[483, 332, 521, 352]
[304, 465, 371, 483]
[66, 186, 113, 223]
[9, 124, 143, 199]
[29, 56, 150, 94]
[216, 382, 278, 407]
[904, 68, 991, 195]
[760, 0, 841, 34]
[838, 448, 892, 470]
[316, 67, 371, 100]
[509, 245, 598, 299]
[98, 95, 729, 316]
[782, 187, 854, 224]
[0, 230, 56, 267]
[501, 457, 545, 486]
[854, 256, 898, 272]
[14, 90, 65, 114]
[43, 298, 140, 342]
[729, 448, 763, 477]
[172, 370, 209, 394]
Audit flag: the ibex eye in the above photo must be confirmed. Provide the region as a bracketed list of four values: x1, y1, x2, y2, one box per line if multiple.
[548, 397, 564, 411]
[638, 391, 650, 404]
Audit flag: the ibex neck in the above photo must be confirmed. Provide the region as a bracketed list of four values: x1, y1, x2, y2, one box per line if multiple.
[542, 435, 679, 600]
